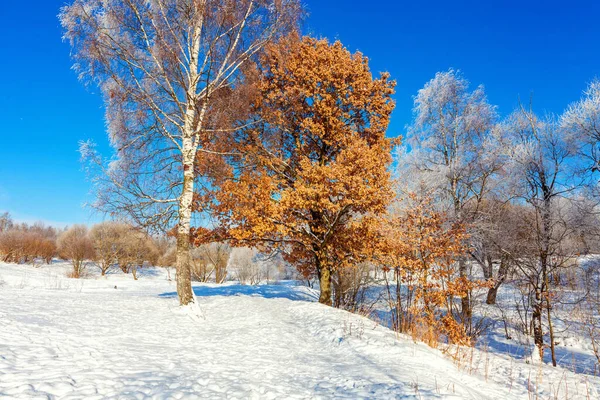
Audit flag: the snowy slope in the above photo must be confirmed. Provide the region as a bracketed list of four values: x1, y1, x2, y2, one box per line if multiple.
[0, 262, 597, 399]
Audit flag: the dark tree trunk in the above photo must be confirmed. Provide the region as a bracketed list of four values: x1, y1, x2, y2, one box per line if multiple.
[486, 258, 510, 305]
[486, 286, 499, 305]
[319, 264, 332, 306]
[459, 258, 472, 327]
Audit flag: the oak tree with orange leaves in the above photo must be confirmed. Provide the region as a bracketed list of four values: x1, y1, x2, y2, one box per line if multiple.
[216, 36, 396, 306]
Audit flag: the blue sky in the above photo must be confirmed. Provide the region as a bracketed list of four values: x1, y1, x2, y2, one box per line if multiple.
[0, 0, 598, 226]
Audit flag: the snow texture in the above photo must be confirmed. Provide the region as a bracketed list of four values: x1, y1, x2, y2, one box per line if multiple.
[1, 261, 598, 399]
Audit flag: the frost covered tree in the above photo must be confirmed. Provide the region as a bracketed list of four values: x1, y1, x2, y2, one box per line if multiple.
[0, 212, 13, 233]
[60, 0, 301, 305]
[404, 69, 499, 324]
[215, 36, 396, 305]
[502, 105, 579, 366]
[562, 79, 600, 178]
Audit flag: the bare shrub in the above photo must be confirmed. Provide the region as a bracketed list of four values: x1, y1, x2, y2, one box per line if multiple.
[90, 222, 129, 275]
[190, 242, 231, 283]
[230, 247, 261, 285]
[190, 248, 211, 282]
[205, 243, 230, 284]
[0, 229, 25, 262]
[156, 241, 177, 280]
[58, 225, 95, 278]
[332, 263, 375, 312]
[118, 228, 159, 280]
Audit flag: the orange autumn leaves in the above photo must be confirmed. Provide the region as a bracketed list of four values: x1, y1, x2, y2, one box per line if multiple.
[213, 36, 396, 304]
[378, 194, 485, 345]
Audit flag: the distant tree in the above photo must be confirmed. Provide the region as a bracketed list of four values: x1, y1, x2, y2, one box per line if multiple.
[90, 222, 129, 276]
[60, 0, 301, 305]
[58, 225, 95, 278]
[216, 36, 396, 305]
[0, 222, 57, 264]
[229, 247, 261, 285]
[0, 212, 13, 232]
[118, 228, 158, 280]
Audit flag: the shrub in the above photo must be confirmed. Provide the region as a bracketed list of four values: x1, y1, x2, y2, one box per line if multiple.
[58, 225, 95, 278]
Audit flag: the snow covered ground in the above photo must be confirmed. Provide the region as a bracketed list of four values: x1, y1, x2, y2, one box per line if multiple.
[1, 262, 599, 399]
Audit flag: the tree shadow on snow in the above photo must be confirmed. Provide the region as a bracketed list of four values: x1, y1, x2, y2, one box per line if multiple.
[159, 282, 318, 302]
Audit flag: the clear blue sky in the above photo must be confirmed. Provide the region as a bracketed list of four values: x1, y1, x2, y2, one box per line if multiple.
[0, 0, 598, 227]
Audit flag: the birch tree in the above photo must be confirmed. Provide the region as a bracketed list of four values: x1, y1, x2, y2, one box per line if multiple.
[404, 69, 499, 326]
[60, 0, 300, 305]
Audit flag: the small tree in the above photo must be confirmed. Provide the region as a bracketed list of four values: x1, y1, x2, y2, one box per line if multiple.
[156, 243, 177, 281]
[58, 225, 95, 278]
[377, 194, 476, 346]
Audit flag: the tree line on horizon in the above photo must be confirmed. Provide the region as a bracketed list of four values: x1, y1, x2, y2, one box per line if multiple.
[0, 213, 286, 285]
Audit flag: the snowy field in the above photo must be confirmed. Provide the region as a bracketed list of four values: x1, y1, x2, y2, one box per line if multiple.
[1, 262, 600, 399]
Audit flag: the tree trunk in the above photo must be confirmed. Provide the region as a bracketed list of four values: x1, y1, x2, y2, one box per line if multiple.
[175, 156, 195, 306]
[459, 258, 472, 327]
[318, 263, 332, 306]
[532, 289, 544, 362]
[486, 258, 509, 305]
[542, 256, 557, 367]
[174, 21, 203, 306]
[546, 292, 557, 366]
[486, 286, 499, 305]
[395, 269, 404, 332]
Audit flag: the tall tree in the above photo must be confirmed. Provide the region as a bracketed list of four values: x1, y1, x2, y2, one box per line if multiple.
[404, 69, 499, 326]
[60, 0, 301, 305]
[503, 105, 578, 366]
[215, 36, 396, 305]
